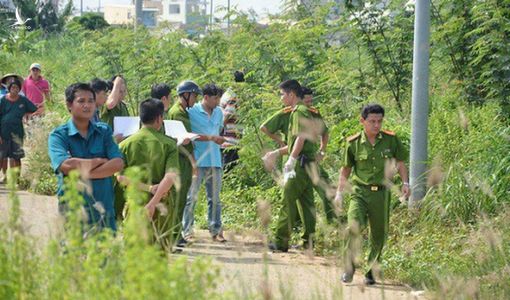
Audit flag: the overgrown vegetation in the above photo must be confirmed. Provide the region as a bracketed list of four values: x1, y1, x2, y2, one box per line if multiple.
[0, 169, 220, 299]
[1, 0, 509, 298]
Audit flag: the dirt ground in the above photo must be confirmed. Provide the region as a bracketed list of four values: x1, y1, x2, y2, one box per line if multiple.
[0, 185, 425, 299]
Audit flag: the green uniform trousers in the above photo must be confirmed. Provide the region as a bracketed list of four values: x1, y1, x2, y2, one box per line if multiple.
[345, 185, 390, 270]
[315, 165, 336, 223]
[275, 163, 317, 249]
[114, 179, 126, 221]
[294, 164, 336, 226]
[171, 155, 193, 241]
[152, 196, 174, 249]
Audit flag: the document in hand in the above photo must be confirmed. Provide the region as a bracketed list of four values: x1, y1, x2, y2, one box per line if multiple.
[164, 120, 199, 145]
[113, 116, 140, 137]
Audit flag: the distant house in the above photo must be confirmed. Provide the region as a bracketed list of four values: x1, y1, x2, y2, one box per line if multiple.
[103, 4, 158, 27]
[160, 0, 206, 25]
[103, 0, 205, 29]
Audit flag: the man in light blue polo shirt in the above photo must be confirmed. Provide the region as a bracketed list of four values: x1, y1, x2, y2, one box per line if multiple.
[182, 84, 227, 242]
[48, 83, 124, 233]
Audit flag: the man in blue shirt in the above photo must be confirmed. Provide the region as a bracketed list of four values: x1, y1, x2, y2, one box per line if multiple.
[182, 84, 227, 242]
[48, 83, 124, 233]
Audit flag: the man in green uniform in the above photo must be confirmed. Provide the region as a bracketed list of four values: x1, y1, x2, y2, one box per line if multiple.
[151, 83, 172, 117]
[150, 83, 173, 135]
[100, 75, 130, 143]
[168, 80, 201, 247]
[117, 98, 179, 251]
[336, 104, 409, 285]
[261, 86, 336, 224]
[269, 80, 327, 252]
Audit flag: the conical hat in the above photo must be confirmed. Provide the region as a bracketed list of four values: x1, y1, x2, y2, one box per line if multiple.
[1, 73, 24, 86]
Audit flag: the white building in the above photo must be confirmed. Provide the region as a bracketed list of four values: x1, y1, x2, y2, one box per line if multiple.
[160, 0, 205, 25]
[103, 4, 158, 27]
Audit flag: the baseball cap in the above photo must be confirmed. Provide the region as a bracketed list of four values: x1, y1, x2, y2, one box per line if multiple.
[30, 63, 42, 70]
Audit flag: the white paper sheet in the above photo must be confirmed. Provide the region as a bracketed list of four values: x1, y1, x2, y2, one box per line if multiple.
[113, 116, 140, 137]
[164, 120, 199, 145]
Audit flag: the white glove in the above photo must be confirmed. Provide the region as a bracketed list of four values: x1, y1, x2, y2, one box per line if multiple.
[333, 191, 344, 215]
[283, 156, 297, 184]
[262, 150, 280, 171]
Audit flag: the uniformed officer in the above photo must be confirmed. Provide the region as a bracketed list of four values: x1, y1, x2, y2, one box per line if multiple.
[100, 75, 130, 143]
[269, 80, 327, 252]
[336, 103, 410, 285]
[261, 86, 336, 225]
[169, 80, 201, 247]
[117, 98, 180, 251]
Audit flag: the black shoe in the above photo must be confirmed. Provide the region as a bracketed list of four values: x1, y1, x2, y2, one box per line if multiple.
[341, 271, 354, 283]
[268, 242, 288, 253]
[171, 247, 183, 253]
[341, 262, 355, 283]
[176, 237, 188, 248]
[364, 270, 376, 285]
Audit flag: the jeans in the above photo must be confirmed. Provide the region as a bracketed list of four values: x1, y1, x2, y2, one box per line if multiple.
[182, 167, 223, 237]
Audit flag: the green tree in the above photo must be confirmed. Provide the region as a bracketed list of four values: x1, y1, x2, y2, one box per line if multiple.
[69, 12, 109, 31]
[11, 0, 73, 32]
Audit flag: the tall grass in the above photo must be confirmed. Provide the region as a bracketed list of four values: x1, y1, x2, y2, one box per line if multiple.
[0, 169, 220, 299]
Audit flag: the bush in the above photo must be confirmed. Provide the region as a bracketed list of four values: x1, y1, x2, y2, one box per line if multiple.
[20, 112, 64, 194]
[68, 13, 109, 31]
[0, 169, 221, 299]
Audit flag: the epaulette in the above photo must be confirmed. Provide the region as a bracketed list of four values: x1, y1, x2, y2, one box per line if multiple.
[346, 132, 361, 142]
[381, 129, 396, 136]
[307, 106, 319, 114]
[282, 106, 293, 113]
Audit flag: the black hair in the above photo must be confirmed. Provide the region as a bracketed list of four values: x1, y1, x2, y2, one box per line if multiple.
[8, 78, 22, 91]
[279, 79, 303, 98]
[139, 98, 164, 124]
[90, 78, 110, 92]
[202, 84, 224, 97]
[65, 83, 96, 103]
[361, 104, 385, 119]
[301, 86, 313, 96]
[234, 71, 245, 82]
[151, 83, 171, 100]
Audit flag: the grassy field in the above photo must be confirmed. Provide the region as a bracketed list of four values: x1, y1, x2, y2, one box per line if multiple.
[1, 1, 510, 297]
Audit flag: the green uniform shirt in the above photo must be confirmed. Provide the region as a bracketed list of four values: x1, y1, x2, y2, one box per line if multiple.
[119, 127, 179, 184]
[100, 101, 130, 131]
[168, 102, 194, 155]
[261, 106, 293, 142]
[288, 103, 327, 159]
[0, 95, 37, 140]
[343, 130, 407, 186]
[158, 109, 171, 134]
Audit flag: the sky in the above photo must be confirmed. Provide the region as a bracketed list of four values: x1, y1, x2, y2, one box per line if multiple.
[75, 0, 283, 19]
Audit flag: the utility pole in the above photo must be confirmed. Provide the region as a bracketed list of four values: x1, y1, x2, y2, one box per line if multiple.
[409, 0, 431, 206]
[80, 0, 83, 15]
[134, 0, 142, 28]
[227, 0, 230, 33]
[209, 0, 213, 29]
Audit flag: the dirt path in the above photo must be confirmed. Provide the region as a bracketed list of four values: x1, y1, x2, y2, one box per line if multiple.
[0, 185, 425, 299]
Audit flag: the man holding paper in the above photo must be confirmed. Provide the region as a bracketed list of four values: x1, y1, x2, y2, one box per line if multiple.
[168, 80, 201, 247]
[117, 98, 179, 251]
[182, 83, 227, 243]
